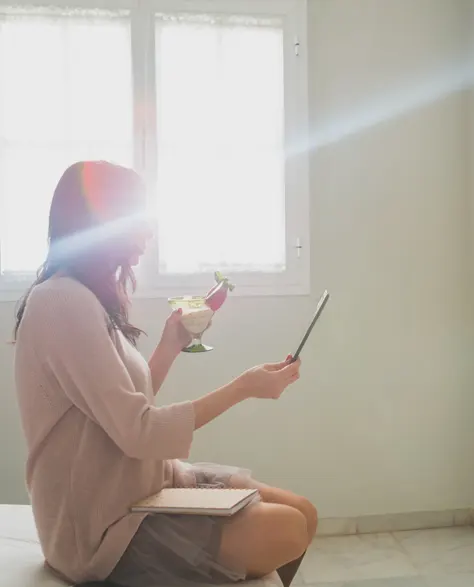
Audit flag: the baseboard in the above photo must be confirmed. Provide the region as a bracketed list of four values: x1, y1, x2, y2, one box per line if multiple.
[317, 508, 473, 536]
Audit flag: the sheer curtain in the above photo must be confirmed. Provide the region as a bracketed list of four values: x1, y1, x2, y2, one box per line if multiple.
[0, 7, 133, 273]
[154, 14, 286, 275]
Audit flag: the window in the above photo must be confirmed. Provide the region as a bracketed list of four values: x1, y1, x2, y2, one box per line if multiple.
[0, 5, 133, 277]
[0, 0, 309, 298]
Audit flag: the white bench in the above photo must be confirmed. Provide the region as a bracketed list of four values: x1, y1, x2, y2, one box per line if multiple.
[0, 505, 283, 587]
[0, 505, 66, 587]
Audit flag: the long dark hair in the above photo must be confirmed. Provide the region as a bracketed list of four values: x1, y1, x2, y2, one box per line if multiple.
[14, 161, 146, 345]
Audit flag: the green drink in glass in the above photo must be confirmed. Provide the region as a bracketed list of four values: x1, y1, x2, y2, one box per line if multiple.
[168, 272, 235, 354]
[168, 296, 214, 353]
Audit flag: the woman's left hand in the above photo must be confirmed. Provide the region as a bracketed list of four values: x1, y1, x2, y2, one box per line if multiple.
[159, 309, 192, 357]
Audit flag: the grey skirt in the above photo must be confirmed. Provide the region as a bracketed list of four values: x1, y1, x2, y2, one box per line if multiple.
[108, 463, 259, 587]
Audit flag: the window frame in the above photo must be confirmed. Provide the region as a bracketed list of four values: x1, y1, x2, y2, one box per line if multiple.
[0, 0, 310, 301]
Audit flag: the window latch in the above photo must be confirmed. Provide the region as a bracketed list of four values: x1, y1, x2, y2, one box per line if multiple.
[295, 237, 303, 258]
[294, 37, 300, 57]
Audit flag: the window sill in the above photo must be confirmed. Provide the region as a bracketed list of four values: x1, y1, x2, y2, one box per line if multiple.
[0, 278, 310, 302]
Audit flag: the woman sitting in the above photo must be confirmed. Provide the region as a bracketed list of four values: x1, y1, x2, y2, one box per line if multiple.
[14, 161, 317, 587]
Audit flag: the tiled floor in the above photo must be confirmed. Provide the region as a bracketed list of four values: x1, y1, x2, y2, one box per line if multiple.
[296, 527, 474, 587]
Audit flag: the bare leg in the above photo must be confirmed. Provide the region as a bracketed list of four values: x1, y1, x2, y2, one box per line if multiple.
[249, 484, 317, 586]
[77, 485, 317, 587]
[229, 478, 317, 586]
[252, 482, 318, 543]
[219, 501, 308, 579]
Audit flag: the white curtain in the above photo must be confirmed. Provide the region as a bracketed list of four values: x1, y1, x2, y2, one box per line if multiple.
[0, 7, 133, 273]
[154, 14, 286, 275]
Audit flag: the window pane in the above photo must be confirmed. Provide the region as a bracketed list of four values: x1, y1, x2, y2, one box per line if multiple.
[0, 7, 133, 273]
[155, 15, 285, 274]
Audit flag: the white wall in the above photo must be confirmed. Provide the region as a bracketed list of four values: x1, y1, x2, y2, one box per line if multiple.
[1, 0, 474, 518]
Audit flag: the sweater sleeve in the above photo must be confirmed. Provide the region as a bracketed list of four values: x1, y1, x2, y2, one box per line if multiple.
[32, 281, 195, 460]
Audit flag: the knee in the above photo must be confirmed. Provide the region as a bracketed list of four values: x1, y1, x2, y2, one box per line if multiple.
[220, 503, 308, 578]
[273, 506, 308, 561]
[295, 497, 318, 541]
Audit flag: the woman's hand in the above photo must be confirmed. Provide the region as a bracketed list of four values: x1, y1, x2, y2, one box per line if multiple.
[149, 310, 192, 394]
[191, 356, 301, 430]
[238, 357, 301, 400]
[159, 309, 192, 357]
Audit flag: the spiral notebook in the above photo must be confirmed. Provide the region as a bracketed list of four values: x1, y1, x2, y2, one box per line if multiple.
[131, 488, 259, 517]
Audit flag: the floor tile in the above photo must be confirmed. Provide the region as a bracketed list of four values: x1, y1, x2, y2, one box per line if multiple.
[300, 533, 418, 583]
[292, 571, 305, 585]
[393, 527, 474, 575]
[340, 578, 427, 587]
[424, 574, 474, 587]
[305, 577, 426, 586]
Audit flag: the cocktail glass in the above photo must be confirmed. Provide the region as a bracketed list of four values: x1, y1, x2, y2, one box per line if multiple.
[168, 296, 214, 353]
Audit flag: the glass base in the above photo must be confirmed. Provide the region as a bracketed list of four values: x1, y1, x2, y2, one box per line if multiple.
[183, 342, 213, 353]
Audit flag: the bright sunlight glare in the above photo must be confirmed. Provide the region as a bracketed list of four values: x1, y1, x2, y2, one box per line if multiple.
[0, 9, 133, 273]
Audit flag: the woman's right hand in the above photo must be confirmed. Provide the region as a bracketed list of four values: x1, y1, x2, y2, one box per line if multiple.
[238, 358, 301, 400]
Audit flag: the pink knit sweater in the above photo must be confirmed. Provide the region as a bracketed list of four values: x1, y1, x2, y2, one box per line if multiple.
[14, 277, 196, 583]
